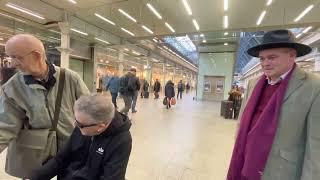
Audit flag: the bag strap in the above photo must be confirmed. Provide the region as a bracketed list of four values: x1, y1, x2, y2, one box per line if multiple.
[52, 68, 65, 131]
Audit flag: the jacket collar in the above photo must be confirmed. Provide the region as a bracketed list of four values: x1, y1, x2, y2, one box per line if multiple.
[23, 62, 56, 90]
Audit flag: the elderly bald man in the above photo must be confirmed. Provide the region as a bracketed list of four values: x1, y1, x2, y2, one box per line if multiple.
[0, 34, 90, 179]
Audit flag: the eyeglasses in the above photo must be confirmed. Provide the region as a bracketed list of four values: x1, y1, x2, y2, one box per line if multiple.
[6, 50, 36, 61]
[75, 119, 99, 129]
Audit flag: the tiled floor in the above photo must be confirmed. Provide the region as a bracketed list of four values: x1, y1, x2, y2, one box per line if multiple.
[0, 91, 237, 180]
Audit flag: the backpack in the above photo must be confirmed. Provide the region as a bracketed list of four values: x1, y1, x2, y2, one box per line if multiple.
[119, 75, 129, 94]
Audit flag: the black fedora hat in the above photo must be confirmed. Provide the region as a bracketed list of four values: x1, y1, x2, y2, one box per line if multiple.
[247, 29, 312, 57]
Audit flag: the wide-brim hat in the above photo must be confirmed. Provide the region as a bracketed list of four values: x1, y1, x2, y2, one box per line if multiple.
[247, 29, 312, 57]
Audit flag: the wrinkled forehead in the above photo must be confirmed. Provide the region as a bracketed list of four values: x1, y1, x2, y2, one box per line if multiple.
[258, 47, 295, 57]
[5, 35, 44, 55]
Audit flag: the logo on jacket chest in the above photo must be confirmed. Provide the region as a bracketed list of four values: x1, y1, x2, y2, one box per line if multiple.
[96, 147, 104, 155]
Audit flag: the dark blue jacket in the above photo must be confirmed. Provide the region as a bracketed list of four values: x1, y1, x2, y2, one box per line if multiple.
[107, 76, 120, 93]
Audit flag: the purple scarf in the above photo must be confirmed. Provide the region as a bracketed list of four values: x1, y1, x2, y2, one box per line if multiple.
[227, 65, 295, 180]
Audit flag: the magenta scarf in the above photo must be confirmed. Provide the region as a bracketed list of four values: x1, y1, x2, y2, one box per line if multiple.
[227, 65, 296, 180]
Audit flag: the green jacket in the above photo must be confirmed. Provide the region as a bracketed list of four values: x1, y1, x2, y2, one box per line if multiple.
[0, 66, 89, 152]
[238, 67, 320, 180]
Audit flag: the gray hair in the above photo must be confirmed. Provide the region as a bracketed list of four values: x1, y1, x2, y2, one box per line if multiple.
[74, 93, 115, 123]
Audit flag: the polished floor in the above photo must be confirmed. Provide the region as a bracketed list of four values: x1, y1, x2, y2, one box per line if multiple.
[0, 91, 238, 180]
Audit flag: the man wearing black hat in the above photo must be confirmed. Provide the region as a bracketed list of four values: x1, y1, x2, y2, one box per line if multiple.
[227, 30, 320, 180]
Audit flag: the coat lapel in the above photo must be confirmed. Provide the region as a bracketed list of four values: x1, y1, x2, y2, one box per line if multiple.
[283, 67, 306, 102]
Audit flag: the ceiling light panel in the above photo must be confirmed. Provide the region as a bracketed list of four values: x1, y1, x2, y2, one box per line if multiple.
[118, 9, 137, 23]
[182, 0, 192, 15]
[224, 0, 228, 11]
[294, 4, 314, 22]
[70, 28, 88, 35]
[146, 3, 162, 19]
[121, 27, 135, 36]
[257, 10, 266, 25]
[95, 13, 116, 26]
[142, 25, 154, 34]
[165, 22, 175, 33]
[223, 15, 228, 28]
[302, 26, 312, 33]
[68, 0, 77, 4]
[6, 3, 45, 20]
[266, 0, 272, 6]
[95, 37, 110, 44]
[192, 19, 200, 31]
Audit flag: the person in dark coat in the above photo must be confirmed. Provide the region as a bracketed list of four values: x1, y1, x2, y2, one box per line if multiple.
[153, 79, 161, 99]
[30, 93, 132, 180]
[177, 80, 184, 99]
[165, 80, 175, 109]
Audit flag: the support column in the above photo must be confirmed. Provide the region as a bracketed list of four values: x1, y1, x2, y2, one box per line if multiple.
[162, 63, 166, 92]
[173, 66, 176, 84]
[92, 45, 99, 92]
[118, 49, 125, 76]
[57, 22, 72, 68]
[145, 59, 152, 83]
[315, 53, 320, 72]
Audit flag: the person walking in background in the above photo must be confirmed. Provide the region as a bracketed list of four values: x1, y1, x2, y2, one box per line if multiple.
[140, 79, 149, 98]
[106, 72, 120, 108]
[119, 68, 140, 115]
[186, 83, 191, 93]
[165, 80, 175, 109]
[153, 79, 161, 99]
[130, 70, 140, 113]
[177, 80, 184, 99]
[227, 29, 320, 180]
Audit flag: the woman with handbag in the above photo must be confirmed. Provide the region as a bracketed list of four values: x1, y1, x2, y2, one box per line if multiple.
[164, 80, 175, 109]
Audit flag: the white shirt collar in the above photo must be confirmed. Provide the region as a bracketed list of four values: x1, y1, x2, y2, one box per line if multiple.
[266, 68, 292, 85]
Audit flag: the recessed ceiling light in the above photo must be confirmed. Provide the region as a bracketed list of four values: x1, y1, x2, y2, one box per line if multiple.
[95, 37, 110, 44]
[118, 9, 137, 23]
[202, 40, 207, 43]
[224, 42, 228, 46]
[224, 32, 229, 36]
[142, 25, 154, 34]
[6, 3, 45, 20]
[124, 48, 129, 51]
[302, 26, 312, 33]
[121, 27, 135, 36]
[224, 0, 228, 11]
[146, 3, 162, 19]
[224, 15, 228, 28]
[257, 10, 267, 25]
[94, 13, 116, 26]
[49, 29, 60, 34]
[132, 51, 141, 55]
[70, 28, 88, 36]
[266, 0, 272, 6]
[294, 4, 314, 22]
[165, 22, 175, 33]
[192, 19, 200, 31]
[200, 34, 204, 37]
[68, 0, 77, 4]
[182, 0, 192, 15]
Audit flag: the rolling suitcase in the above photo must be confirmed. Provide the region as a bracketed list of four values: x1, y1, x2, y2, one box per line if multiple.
[143, 91, 149, 98]
[224, 101, 233, 119]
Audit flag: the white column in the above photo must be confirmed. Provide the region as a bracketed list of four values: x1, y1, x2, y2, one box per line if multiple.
[315, 54, 320, 72]
[162, 63, 166, 91]
[145, 59, 152, 83]
[92, 46, 99, 92]
[173, 66, 176, 84]
[57, 22, 72, 68]
[118, 49, 124, 76]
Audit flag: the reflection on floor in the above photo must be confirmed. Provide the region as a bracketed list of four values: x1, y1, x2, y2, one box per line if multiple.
[0, 91, 237, 180]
